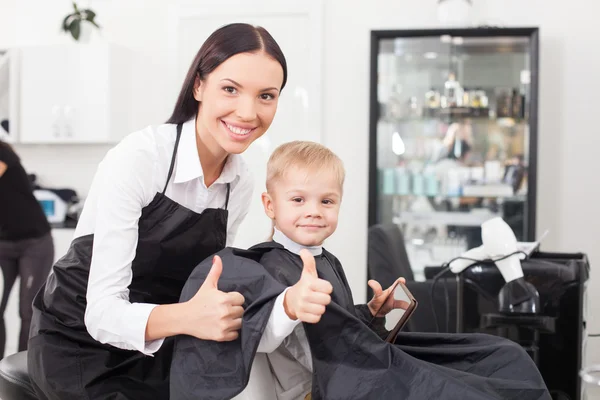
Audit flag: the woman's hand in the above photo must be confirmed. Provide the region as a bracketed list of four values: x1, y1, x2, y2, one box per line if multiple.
[181, 255, 245, 341]
[367, 278, 409, 317]
[284, 249, 333, 323]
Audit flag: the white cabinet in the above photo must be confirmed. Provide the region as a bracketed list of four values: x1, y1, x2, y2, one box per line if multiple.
[19, 43, 134, 144]
[0, 49, 20, 143]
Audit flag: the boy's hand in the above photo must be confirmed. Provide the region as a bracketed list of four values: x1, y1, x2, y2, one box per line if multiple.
[367, 278, 409, 317]
[284, 249, 333, 323]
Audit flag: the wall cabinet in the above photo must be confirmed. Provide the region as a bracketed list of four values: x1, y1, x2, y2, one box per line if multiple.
[18, 43, 134, 144]
[0, 48, 20, 143]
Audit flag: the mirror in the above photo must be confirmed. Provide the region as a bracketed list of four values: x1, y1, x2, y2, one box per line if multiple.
[383, 282, 417, 334]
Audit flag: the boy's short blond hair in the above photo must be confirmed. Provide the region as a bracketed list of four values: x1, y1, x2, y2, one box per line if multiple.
[266, 141, 345, 193]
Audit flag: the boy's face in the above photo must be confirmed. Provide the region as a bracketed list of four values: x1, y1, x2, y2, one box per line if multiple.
[262, 166, 342, 247]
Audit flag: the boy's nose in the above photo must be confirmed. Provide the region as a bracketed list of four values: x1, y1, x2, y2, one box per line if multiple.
[305, 205, 322, 218]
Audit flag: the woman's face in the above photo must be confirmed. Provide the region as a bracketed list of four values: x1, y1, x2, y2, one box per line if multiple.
[194, 51, 284, 155]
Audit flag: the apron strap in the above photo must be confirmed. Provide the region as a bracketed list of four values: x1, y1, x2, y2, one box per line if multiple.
[224, 182, 231, 210]
[163, 123, 183, 194]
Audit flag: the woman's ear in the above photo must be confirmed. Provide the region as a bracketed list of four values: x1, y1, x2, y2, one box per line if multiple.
[193, 75, 203, 102]
[261, 192, 276, 220]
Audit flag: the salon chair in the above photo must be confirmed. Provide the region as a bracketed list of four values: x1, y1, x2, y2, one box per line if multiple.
[0, 350, 38, 400]
[367, 223, 414, 291]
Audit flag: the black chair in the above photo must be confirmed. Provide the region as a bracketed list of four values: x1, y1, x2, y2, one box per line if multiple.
[367, 223, 414, 293]
[367, 223, 457, 333]
[0, 351, 38, 400]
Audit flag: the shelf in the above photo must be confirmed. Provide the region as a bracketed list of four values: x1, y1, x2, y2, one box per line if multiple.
[383, 193, 527, 201]
[380, 115, 528, 125]
[393, 210, 500, 227]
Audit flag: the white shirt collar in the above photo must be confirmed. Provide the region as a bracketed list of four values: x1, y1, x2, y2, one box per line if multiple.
[173, 118, 243, 186]
[272, 227, 323, 256]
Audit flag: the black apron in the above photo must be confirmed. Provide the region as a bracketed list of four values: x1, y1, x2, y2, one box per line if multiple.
[28, 124, 231, 400]
[171, 243, 551, 400]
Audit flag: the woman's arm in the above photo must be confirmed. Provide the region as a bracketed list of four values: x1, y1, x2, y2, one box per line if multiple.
[145, 255, 244, 343]
[83, 137, 168, 354]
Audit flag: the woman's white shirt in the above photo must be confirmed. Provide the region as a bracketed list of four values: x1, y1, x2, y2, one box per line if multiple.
[78, 118, 255, 354]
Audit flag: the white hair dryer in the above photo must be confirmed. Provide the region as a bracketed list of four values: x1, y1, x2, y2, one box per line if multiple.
[449, 217, 540, 314]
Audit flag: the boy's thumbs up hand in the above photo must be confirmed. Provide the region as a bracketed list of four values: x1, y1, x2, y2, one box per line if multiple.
[284, 249, 333, 323]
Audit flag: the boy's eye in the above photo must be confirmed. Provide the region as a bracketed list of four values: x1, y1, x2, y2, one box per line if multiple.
[322, 199, 334, 205]
[292, 197, 303, 203]
[223, 86, 237, 94]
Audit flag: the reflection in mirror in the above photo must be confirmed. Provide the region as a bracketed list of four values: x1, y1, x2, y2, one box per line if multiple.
[384, 285, 411, 332]
[369, 280, 418, 341]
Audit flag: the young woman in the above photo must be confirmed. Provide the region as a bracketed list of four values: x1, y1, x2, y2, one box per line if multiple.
[27, 23, 288, 399]
[0, 140, 54, 358]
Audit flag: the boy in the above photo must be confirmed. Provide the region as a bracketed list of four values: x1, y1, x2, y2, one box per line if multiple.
[259, 141, 404, 399]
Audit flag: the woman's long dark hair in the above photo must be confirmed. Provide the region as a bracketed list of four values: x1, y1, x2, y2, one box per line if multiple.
[166, 23, 288, 125]
[0, 138, 13, 151]
[0, 139, 18, 160]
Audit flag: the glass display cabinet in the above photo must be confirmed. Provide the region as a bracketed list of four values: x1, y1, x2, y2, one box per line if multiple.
[368, 28, 539, 280]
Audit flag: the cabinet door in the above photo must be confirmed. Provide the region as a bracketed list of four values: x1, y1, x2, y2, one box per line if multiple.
[0, 49, 20, 143]
[19, 44, 112, 144]
[19, 45, 70, 143]
[64, 45, 110, 143]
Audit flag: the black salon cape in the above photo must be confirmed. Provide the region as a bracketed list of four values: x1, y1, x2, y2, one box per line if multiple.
[170, 242, 551, 400]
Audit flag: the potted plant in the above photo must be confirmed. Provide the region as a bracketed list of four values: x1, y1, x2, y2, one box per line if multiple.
[62, 2, 101, 42]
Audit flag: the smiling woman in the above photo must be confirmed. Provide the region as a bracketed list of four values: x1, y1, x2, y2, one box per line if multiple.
[26, 23, 289, 400]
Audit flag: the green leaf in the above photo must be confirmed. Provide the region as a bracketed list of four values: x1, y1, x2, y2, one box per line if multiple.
[62, 14, 72, 31]
[83, 9, 96, 19]
[71, 19, 81, 40]
[89, 19, 101, 29]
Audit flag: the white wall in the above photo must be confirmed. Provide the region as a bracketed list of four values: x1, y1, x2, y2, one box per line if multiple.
[2, 0, 599, 330]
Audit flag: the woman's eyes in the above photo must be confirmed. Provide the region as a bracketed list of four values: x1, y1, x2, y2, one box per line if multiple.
[222, 86, 275, 101]
[260, 93, 275, 100]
